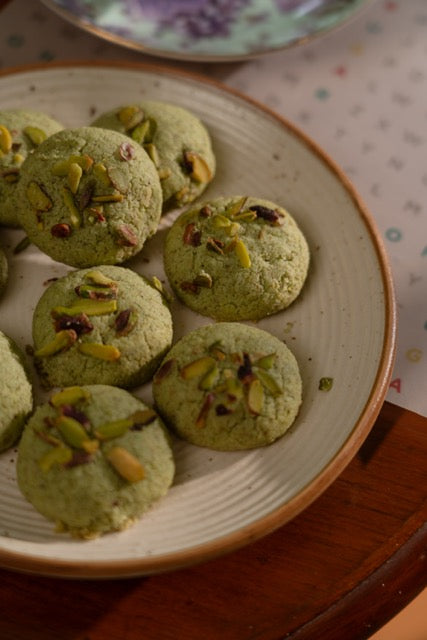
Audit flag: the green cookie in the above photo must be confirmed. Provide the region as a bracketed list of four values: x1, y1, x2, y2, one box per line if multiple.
[91, 101, 215, 211]
[164, 196, 310, 321]
[16, 126, 162, 267]
[0, 109, 63, 226]
[17, 384, 175, 538]
[153, 322, 302, 451]
[32, 265, 173, 389]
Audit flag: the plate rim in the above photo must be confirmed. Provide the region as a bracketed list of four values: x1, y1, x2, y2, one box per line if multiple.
[38, 0, 373, 63]
[0, 60, 396, 578]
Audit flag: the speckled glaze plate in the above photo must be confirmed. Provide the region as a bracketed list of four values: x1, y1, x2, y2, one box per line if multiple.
[40, 0, 371, 62]
[0, 62, 395, 578]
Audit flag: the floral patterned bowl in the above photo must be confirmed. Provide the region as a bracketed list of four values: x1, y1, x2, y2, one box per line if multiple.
[40, 0, 371, 62]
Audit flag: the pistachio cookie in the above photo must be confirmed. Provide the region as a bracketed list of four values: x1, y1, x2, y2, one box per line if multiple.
[0, 244, 8, 297]
[0, 330, 33, 452]
[153, 322, 302, 451]
[17, 385, 175, 538]
[32, 265, 173, 389]
[0, 109, 63, 226]
[16, 127, 162, 267]
[163, 196, 310, 321]
[91, 101, 215, 211]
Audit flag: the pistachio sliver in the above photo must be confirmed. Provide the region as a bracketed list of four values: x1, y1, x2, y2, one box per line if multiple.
[212, 214, 231, 228]
[106, 446, 145, 482]
[50, 386, 91, 408]
[131, 119, 151, 144]
[23, 126, 47, 146]
[118, 105, 144, 131]
[143, 142, 160, 167]
[52, 298, 117, 318]
[78, 343, 121, 361]
[255, 353, 276, 370]
[199, 364, 220, 391]
[68, 162, 83, 194]
[62, 186, 81, 228]
[95, 418, 133, 440]
[255, 369, 282, 397]
[180, 356, 216, 380]
[183, 151, 213, 183]
[225, 196, 248, 218]
[0, 124, 12, 153]
[247, 379, 264, 415]
[234, 238, 251, 268]
[34, 329, 77, 357]
[38, 444, 73, 472]
[92, 162, 112, 187]
[55, 415, 91, 449]
[85, 270, 118, 288]
[26, 181, 53, 211]
[92, 192, 124, 203]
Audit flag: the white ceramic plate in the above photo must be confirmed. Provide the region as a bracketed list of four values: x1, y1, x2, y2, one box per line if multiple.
[40, 0, 371, 62]
[0, 62, 395, 578]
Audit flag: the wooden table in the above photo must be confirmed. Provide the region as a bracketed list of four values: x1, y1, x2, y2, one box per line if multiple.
[0, 401, 425, 640]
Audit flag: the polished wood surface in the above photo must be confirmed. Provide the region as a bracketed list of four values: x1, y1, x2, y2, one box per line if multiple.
[0, 401, 425, 640]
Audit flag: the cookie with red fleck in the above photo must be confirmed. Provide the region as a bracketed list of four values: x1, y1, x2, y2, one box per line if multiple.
[153, 322, 302, 451]
[163, 195, 309, 321]
[91, 101, 215, 211]
[16, 126, 162, 267]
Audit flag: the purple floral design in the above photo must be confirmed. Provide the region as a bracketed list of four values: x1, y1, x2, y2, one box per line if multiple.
[125, 0, 249, 39]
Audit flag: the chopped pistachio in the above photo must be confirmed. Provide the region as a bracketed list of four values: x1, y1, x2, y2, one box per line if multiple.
[319, 377, 334, 391]
[153, 359, 175, 383]
[118, 142, 135, 162]
[225, 196, 247, 218]
[52, 298, 117, 318]
[0, 124, 12, 153]
[13, 152, 25, 166]
[92, 162, 112, 187]
[23, 126, 47, 146]
[118, 105, 144, 131]
[208, 342, 226, 360]
[195, 393, 214, 429]
[183, 222, 202, 247]
[227, 222, 241, 237]
[206, 237, 224, 254]
[232, 210, 257, 222]
[225, 377, 244, 400]
[26, 181, 53, 211]
[78, 342, 121, 361]
[199, 364, 220, 390]
[34, 329, 77, 357]
[106, 166, 129, 194]
[255, 353, 276, 370]
[130, 409, 157, 428]
[13, 235, 31, 254]
[38, 445, 73, 472]
[247, 379, 264, 415]
[131, 119, 151, 144]
[193, 272, 213, 288]
[62, 186, 81, 228]
[180, 356, 216, 380]
[2, 168, 19, 183]
[256, 369, 282, 397]
[85, 270, 117, 287]
[75, 284, 118, 300]
[212, 214, 231, 228]
[234, 238, 251, 268]
[95, 418, 133, 440]
[115, 224, 138, 247]
[55, 415, 91, 449]
[106, 446, 145, 482]
[50, 386, 91, 408]
[183, 151, 213, 183]
[143, 142, 160, 167]
[158, 167, 172, 180]
[68, 162, 83, 194]
[114, 308, 136, 336]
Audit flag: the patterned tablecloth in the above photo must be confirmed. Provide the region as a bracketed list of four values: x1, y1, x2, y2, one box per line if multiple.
[0, 0, 425, 417]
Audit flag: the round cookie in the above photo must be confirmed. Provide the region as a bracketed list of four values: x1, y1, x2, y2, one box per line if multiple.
[0, 109, 63, 226]
[0, 330, 33, 452]
[32, 265, 173, 389]
[152, 322, 302, 451]
[16, 384, 175, 538]
[16, 126, 162, 267]
[0, 244, 8, 297]
[91, 101, 215, 211]
[163, 196, 310, 321]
